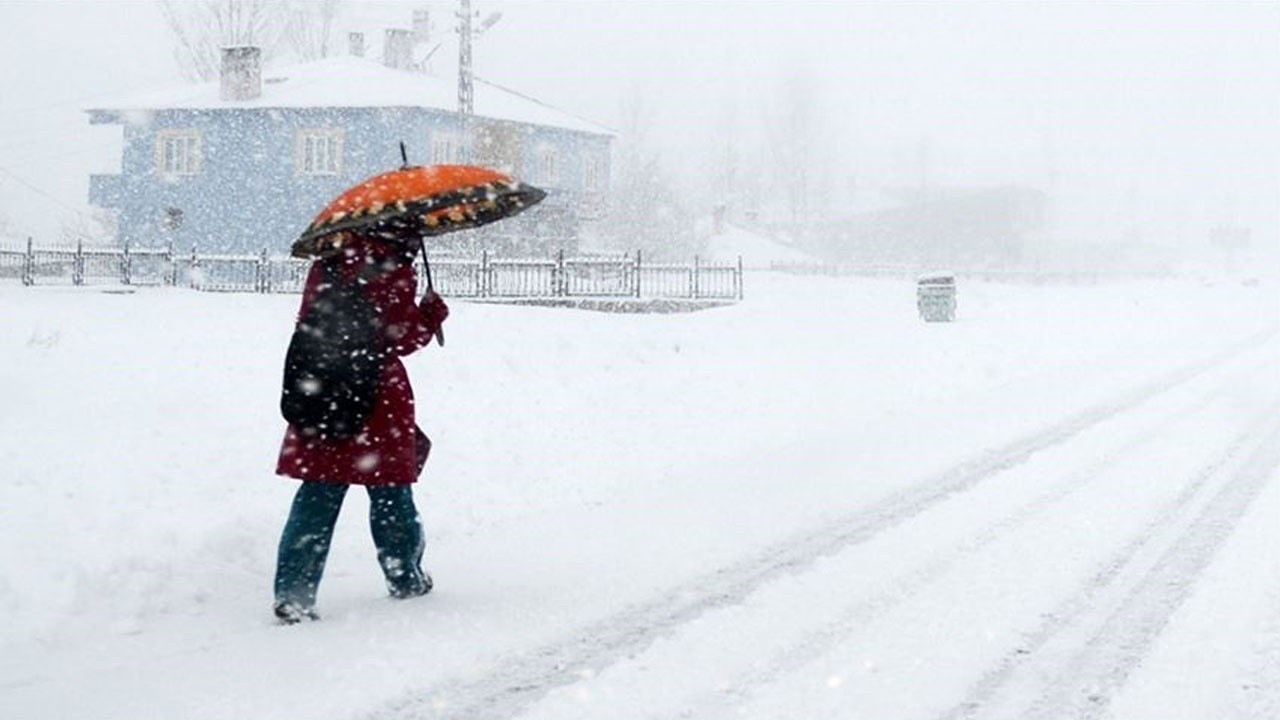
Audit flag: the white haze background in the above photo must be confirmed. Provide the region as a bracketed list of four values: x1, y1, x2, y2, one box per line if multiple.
[0, 0, 1278, 273]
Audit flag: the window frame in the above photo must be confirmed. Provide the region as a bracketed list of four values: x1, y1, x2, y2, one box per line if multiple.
[582, 153, 606, 192]
[431, 131, 465, 165]
[295, 127, 345, 176]
[155, 129, 202, 177]
[535, 145, 559, 186]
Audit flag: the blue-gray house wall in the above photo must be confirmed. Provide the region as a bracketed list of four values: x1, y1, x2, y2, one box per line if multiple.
[89, 106, 611, 256]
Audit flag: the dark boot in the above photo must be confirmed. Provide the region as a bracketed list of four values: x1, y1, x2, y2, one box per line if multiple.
[273, 601, 320, 625]
[368, 485, 431, 598]
[274, 482, 349, 620]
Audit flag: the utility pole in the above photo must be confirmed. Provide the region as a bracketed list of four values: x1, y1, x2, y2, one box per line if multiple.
[457, 0, 474, 116]
[456, 1, 501, 163]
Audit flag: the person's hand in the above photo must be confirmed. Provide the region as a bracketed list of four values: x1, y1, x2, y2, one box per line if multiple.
[419, 291, 449, 334]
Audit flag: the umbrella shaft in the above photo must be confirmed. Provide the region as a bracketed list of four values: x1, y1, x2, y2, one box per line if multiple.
[418, 238, 443, 347]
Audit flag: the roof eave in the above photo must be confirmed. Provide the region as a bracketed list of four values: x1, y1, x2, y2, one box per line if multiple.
[85, 103, 614, 138]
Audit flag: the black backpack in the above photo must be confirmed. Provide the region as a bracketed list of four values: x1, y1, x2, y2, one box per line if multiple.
[280, 261, 387, 439]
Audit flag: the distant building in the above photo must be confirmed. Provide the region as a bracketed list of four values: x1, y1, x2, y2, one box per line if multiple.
[806, 185, 1047, 270]
[87, 42, 612, 255]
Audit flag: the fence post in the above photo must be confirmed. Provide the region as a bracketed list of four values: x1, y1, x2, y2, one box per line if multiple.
[190, 244, 199, 290]
[737, 255, 744, 300]
[634, 250, 642, 298]
[692, 255, 700, 299]
[22, 237, 33, 286]
[555, 249, 565, 297]
[122, 240, 132, 285]
[480, 250, 490, 297]
[165, 240, 176, 286]
[73, 239, 84, 286]
[257, 247, 269, 293]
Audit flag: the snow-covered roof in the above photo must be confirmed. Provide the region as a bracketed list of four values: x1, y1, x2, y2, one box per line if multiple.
[89, 55, 612, 137]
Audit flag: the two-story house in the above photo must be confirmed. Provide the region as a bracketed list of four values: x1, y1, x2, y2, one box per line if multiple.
[87, 41, 613, 256]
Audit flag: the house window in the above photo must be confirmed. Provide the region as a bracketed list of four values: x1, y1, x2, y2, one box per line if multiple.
[156, 129, 201, 176]
[536, 146, 559, 186]
[296, 128, 343, 175]
[582, 154, 605, 192]
[578, 153, 606, 219]
[431, 132, 464, 164]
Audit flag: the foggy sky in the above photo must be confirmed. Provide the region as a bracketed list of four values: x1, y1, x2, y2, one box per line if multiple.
[478, 1, 1279, 259]
[1, 0, 1277, 266]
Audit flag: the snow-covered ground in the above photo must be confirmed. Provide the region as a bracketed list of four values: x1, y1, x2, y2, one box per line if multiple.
[1, 273, 1278, 719]
[704, 223, 818, 269]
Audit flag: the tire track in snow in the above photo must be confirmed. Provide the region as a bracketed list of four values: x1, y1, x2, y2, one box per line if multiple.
[1231, 579, 1280, 720]
[367, 329, 1277, 720]
[940, 399, 1280, 720]
[668, 356, 1277, 720]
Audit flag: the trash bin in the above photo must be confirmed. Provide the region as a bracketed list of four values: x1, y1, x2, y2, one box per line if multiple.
[917, 273, 956, 322]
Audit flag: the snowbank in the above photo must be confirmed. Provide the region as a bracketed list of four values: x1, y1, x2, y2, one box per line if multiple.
[705, 224, 817, 269]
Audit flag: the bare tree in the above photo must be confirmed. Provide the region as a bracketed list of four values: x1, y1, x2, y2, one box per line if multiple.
[768, 72, 820, 229]
[59, 209, 117, 247]
[159, 0, 292, 81]
[285, 0, 342, 62]
[704, 94, 742, 225]
[605, 88, 697, 260]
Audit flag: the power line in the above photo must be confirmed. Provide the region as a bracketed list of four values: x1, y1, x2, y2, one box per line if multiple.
[0, 164, 93, 218]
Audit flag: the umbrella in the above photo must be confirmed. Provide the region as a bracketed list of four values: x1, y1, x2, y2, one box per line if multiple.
[291, 148, 546, 346]
[291, 162, 546, 260]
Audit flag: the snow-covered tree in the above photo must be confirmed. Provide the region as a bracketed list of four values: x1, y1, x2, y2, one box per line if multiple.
[768, 72, 820, 229]
[58, 209, 117, 248]
[704, 95, 745, 226]
[160, 0, 336, 81]
[604, 90, 697, 260]
[284, 0, 342, 62]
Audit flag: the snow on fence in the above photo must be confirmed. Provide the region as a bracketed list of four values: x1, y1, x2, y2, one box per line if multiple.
[0, 240, 744, 301]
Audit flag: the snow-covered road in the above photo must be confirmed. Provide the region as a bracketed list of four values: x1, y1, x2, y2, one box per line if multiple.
[385, 327, 1280, 720]
[2, 274, 1278, 719]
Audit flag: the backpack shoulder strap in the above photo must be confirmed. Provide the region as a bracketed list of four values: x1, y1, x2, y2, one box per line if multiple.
[317, 256, 343, 286]
[321, 252, 390, 286]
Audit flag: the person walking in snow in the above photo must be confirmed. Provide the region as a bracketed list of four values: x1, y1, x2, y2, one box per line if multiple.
[273, 232, 448, 624]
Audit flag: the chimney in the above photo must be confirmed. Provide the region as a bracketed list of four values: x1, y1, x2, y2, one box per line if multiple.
[348, 31, 365, 58]
[220, 46, 261, 101]
[412, 9, 430, 43]
[383, 28, 413, 71]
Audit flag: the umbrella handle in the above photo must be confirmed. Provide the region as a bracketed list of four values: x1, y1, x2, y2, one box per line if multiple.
[418, 238, 444, 347]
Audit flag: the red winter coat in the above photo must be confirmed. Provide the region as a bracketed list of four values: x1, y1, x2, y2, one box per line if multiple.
[276, 235, 441, 486]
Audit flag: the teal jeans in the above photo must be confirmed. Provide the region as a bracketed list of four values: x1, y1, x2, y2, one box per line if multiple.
[274, 482, 429, 610]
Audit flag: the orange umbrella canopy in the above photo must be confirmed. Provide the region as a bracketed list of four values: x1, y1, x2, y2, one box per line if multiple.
[292, 164, 546, 258]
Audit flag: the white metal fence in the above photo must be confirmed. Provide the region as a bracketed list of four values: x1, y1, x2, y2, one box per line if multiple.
[0, 240, 744, 301]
